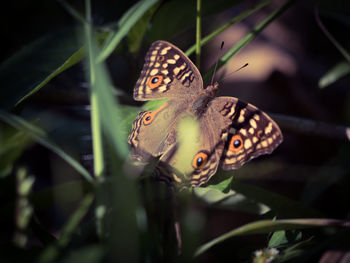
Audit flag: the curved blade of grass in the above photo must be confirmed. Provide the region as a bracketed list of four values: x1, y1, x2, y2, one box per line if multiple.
[85, 11, 129, 164]
[319, 61, 350, 88]
[97, 0, 158, 62]
[194, 218, 350, 257]
[315, 8, 350, 63]
[185, 0, 271, 56]
[13, 46, 86, 110]
[0, 110, 93, 183]
[203, 0, 296, 82]
[37, 193, 94, 263]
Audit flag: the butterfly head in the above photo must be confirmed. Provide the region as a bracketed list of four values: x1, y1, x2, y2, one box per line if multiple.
[205, 82, 219, 98]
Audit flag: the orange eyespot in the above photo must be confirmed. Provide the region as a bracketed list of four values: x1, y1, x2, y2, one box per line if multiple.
[148, 75, 163, 89]
[142, 102, 169, 126]
[229, 134, 244, 153]
[257, 130, 264, 138]
[192, 152, 208, 170]
[143, 112, 154, 125]
[157, 55, 165, 62]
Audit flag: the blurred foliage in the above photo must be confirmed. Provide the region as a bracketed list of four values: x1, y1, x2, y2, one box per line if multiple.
[0, 0, 350, 262]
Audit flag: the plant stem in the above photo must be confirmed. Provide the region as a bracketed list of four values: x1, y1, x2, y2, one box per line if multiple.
[85, 0, 105, 180]
[196, 0, 202, 70]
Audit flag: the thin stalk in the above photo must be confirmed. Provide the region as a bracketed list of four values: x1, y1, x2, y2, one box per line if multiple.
[37, 194, 94, 263]
[85, 0, 105, 180]
[203, 0, 296, 82]
[185, 0, 271, 56]
[196, 0, 202, 70]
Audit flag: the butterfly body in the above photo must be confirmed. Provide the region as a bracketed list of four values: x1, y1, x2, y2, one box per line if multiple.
[128, 41, 283, 187]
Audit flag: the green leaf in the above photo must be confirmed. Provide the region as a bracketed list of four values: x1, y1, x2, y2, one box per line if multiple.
[194, 187, 270, 215]
[146, 0, 244, 42]
[194, 218, 350, 257]
[207, 176, 233, 192]
[86, 25, 129, 161]
[0, 126, 32, 177]
[127, 1, 161, 53]
[0, 30, 85, 111]
[268, 230, 302, 248]
[0, 111, 93, 182]
[97, 0, 159, 62]
[141, 98, 168, 111]
[318, 61, 350, 88]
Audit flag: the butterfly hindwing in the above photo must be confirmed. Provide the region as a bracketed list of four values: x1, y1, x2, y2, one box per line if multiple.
[183, 97, 283, 186]
[128, 100, 188, 162]
[210, 97, 283, 170]
[134, 41, 203, 101]
[129, 41, 283, 187]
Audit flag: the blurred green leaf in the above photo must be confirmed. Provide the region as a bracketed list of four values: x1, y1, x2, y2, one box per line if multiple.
[185, 0, 271, 56]
[0, 126, 32, 177]
[195, 218, 350, 257]
[318, 61, 350, 88]
[273, 237, 313, 263]
[86, 26, 129, 161]
[268, 230, 302, 248]
[38, 194, 95, 263]
[208, 176, 233, 192]
[97, 0, 159, 62]
[127, 1, 161, 53]
[147, 0, 244, 42]
[194, 186, 270, 214]
[173, 116, 200, 175]
[142, 98, 168, 111]
[59, 245, 104, 263]
[203, 0, 296, 82]
[0, 30, 85, 111]
[0, 111, 93, 182]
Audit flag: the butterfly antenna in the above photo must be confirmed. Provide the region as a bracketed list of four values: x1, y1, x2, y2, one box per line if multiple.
[219, 63, 249, 82]
[210, 41, 225, 85]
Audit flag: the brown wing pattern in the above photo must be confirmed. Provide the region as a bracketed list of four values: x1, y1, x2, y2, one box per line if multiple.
[185, 97, 283, 186]
[213, 97, 283, 170]
[133, 40, 203, 101]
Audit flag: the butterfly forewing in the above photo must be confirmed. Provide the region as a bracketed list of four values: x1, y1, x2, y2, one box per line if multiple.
[134, 41, 203, 101]
[129, 41, 283, 187]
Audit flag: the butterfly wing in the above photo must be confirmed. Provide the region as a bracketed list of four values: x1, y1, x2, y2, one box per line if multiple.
[173, 97, 283, 187]
[133, 40, 204, 101]
[211, 97, 283, 170]
[128, 100, 188, 162]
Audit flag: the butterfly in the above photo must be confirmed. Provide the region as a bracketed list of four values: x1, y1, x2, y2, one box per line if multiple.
[128, 40, 283, 187]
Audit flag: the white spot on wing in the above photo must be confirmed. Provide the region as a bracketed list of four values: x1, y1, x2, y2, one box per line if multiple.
[150, 69, 158, 76]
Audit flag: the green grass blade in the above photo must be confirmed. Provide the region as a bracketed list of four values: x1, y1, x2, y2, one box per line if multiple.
[97, 0, 158, 62]
[315, 8, 350, 63]
[0, 111, 94, 182]
[196, 0, 202, 69]
[194, 218, 350, 257]
[85, 16, 129, 162]
[185, 0, 271, 56]
[37, 193, 94, 263]
[203, 0, 296, 82]
[319, 61, 350, 88]
[85, 0, 105, 180]
[13, 46, 86, 110]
